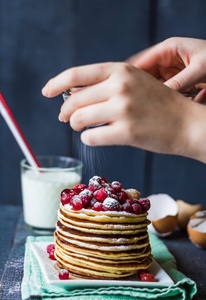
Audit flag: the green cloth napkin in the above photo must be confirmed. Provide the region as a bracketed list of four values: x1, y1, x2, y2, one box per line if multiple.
[21, 233, 197, 300]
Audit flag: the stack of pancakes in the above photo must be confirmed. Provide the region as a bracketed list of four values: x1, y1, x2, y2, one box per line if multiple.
[54, 203, 153, 279]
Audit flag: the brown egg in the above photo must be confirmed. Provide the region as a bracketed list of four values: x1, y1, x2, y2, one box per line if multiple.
[147, 194, 178, 236]
[187, 210, 206, 249]
[177, 200, 204, 229]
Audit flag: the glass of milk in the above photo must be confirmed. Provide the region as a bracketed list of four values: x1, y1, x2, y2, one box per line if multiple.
[20, 156, 83, 233]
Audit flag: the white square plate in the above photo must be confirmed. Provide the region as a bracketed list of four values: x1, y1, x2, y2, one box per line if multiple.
[30, 241, 174, 289]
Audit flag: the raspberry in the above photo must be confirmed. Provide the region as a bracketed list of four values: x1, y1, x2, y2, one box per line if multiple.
[49, 249, 56, 260]
[139, 198, 151, 211]
[59, 269, 69, 280]
[132, 203, 142, 214]
[118, 190, 128, 204]
[79, 189, 93, 207]
[46, 244, 55, 254]
[92, 202, 103, 211]
[103, 198, 120, 211]
[122, 202, 132, 213]
[111, 181, 122, 193]
[71, 196, 83, 210]
[140, 273, 155, 282]
[94, 188, 108, 202]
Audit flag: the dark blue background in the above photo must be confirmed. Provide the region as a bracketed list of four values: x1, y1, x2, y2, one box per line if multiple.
[1, 0, 206, 206]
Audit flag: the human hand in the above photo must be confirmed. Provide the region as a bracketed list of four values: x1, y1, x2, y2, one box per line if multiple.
[42, 62, 201, 160]
[127, 37, 206, 103]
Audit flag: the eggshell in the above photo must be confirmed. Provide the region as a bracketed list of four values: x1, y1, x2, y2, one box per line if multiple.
[176, 200, 204, 229]
[147, 194, 178, 236]
[187, 210, 206, 249]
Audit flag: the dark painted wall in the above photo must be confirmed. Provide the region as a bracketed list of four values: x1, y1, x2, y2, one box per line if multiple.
[1, 0, 206, 207]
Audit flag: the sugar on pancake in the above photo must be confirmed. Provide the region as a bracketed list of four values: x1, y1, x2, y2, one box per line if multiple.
[54, 176, 153, 279]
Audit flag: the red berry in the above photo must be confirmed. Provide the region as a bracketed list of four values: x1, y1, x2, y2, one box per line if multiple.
[94, 188, 108, 202]
[89, 176, 103, 192]
[89, 198, 97, 207]
[126, 198, 135, 205]
[73, 184, 87, 190]
[139, 198, 151, 211]
[79, 189, 93, 207]
[111, 181, 122, 193]
[49, 249, 56, 260]
[132, 203, 142, 214]
[140, 273, 155, 282]
[92, 202, 103, 211]
[61, 189, 71, 196]
[60, 189, 71, 205]
[105, 184, 116, 195]
[122, 202, 132, 213]
[101, 177, 108, 184]
[118, 191, 128, 204]
[103, 198, 120, 211]
[71, 196, 83, 210]
[59, 269, 69, 280]
[138, 269, 150, 278]
[47, 244, 55, 254]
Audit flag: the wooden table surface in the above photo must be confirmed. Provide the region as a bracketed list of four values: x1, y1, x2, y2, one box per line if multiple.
[0, 204, 205, 300]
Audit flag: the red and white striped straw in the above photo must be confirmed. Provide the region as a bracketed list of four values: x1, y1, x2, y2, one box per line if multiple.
[0, 91, 40, 168]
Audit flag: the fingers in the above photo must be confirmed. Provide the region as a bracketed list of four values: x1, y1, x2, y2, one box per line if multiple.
[42, 62, 114, 98]
[193, 88, 206, 103]
[80, 123, 123, 146]
[164, 64, 205, 92]
[69, 101, 115, 131]
[58, 80, 111, 122]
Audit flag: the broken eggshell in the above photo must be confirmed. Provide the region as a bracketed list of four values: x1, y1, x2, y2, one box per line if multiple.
[187, 210, 206, 249]
[176, 199, 204, 229]
[147, 193, 178, 236]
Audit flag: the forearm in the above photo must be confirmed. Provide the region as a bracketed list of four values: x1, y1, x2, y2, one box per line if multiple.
[183, 101, 206, 163]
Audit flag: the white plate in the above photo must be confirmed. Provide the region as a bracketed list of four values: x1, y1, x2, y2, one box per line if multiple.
[30, 241, 174, 289]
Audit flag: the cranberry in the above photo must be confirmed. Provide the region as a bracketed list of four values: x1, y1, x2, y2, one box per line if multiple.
[46, 244, 55, 254]
[118, 191, 128, 204]
[89, 176, 103, 191]
[60, 189, 71, 205]
[61, 189, 70, 196]
[92, 202, 103, 211]
[59, 269, 69, 280]
[132, 203, 142, 214]
[111, 181, 122, 193]
[79, 189, 93, 207]
[101, 177, 108, 184]
[138, 269, 150, 278]
[71, 196, 83, 210]
[140, 273, 155, 282]
[139, 198, 151, 211]
[122, 202, 133, 213]
[94, 188, 108, 202]
[73, 184, 87, 190]
[103, 197, 120, 211]
[105, 184, 116, 195]
[89, 198, 97, 207]
[126, 198, 135, 205]
[49, 249, 56, 260]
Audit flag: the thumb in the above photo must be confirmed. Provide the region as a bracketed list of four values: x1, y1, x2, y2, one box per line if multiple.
[164, 64, 203, 92]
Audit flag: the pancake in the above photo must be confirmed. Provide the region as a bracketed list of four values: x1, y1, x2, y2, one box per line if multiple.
[54, 176, 153, 279]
